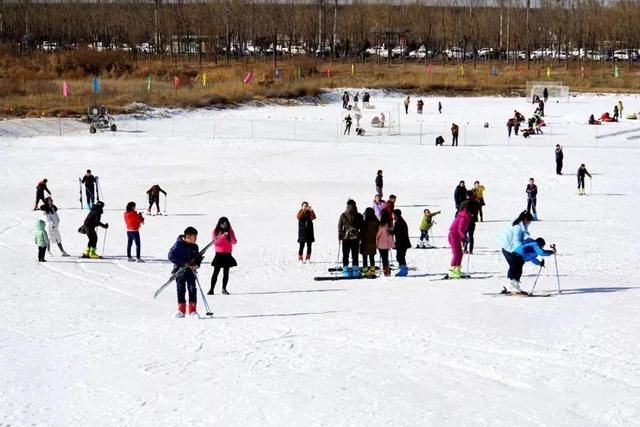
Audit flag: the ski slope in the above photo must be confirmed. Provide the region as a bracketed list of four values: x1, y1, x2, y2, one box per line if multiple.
[1, 92, 639, 426]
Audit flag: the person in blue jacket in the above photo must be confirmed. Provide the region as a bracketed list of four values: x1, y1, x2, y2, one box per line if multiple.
[504, 238, 556, 294]
[168, 226, 202, 318]
[497, 211, 533, 292]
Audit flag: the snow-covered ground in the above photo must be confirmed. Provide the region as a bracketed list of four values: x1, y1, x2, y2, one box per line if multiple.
[1, 91, 640, 426]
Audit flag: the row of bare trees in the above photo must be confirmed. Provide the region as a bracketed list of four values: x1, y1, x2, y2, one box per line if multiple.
[1, 0, 639, 66]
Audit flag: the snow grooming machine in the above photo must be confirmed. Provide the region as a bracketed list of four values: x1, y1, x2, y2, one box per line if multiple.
[87, 104, 117, 134]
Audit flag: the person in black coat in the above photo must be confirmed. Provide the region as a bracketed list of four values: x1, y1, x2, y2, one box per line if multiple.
[81, 169, 97, 208]
[338, 199, 363, 275]
[80, 201, 108, 258]
[555, 144, 564, 175]
[460, 191, 481, 254]
[454, 180, 467, 213]
[392, 209, 411, 276]
[297, 202, 316, 262]
[375, 170, 383, 197]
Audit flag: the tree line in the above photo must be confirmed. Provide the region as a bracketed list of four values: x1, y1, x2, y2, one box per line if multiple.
[1, 0, 639, 67]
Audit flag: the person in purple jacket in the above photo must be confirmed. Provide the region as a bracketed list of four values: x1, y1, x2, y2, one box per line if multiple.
[372, 194, 386, 219]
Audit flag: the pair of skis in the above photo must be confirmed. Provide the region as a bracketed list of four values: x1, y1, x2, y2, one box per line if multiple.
[153, 240, 214, 299]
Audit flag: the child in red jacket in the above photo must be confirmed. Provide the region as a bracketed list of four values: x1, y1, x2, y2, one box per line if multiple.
[124, 201, 145, 262]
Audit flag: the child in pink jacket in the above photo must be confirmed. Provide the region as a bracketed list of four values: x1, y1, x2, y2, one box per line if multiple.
[207, 217, 237, 295]
[448, 208, 471, 279]
[376, 210, 395, 277]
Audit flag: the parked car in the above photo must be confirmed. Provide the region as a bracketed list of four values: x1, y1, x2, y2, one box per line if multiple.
[40, 41, 58, 52]
[409, 45, 434, 59]
[445, 47, 473, 60]
[391, 46, 408, 58]
[613, 49, 629, 61]
[580, 49, 602, 61]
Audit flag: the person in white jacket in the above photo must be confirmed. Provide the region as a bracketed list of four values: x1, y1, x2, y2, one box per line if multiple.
[40, 197, 70, 256]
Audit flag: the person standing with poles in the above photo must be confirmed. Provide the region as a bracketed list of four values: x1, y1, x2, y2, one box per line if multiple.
[577, 163, 592, 196]
[146, 184, 167, 215]
[526, 178, 538, 220]
[555, 145, 564, 175]
[34, 179, 51, 210]
[81, 169, 97, 209]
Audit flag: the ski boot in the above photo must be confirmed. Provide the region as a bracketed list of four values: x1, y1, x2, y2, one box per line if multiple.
[532, 213, 538, 221]
[448, 266, 463, 279]
[383, 266, 391, 277]
[507, 279, 524, 294]
[175, 303, 186, 318]
[82, 247, 91, 258]
[395, 265, 408, 277]
[88, 247, 100, 259]
[188, 303, 200, 319]
[351, 266, 361, 278]
[342, 266, 350, 277]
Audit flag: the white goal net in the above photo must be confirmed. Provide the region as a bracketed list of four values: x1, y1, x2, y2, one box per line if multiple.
[526, 81, 570, 101]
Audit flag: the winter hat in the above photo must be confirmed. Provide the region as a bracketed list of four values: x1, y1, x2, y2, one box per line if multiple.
[96, 201, 105, 208]
[346, 199, 356, 207]
[535, 238, 546, 247]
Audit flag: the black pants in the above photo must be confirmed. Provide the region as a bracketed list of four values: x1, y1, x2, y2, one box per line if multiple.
[507, 126, 512, 137]
[464, 222, 476, 254]
[452, 135, 458, 146]
[35, 193, 46, 208]
[344, 123, 351, 135]
[502, 249, 525, 281]
[527, 197, 537, 214]
[578, 176, 586, 189]
[362, 253, 375, 268]
[342, 239, 359, 267]
[85, 187, 95, 207]
[396, 247, 407, 266]
[38, 246, 46, 261]
[379, 249, 390, 268]
[298, 241, 312, 257]
[210, 266, 230, 292]
[148, 196, 160, 212]
[87, 227, 98, 248]
[404, 104, 408, 114]
[127, 231, 141, 258]
[556, 161, 563, 175]
[177, 271, 197, 304]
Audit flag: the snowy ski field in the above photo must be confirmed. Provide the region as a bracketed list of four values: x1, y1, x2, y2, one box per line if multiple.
[1, 92, 639, 426]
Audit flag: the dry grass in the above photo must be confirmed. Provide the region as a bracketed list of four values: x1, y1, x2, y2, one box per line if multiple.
[1, 50, 639, 117]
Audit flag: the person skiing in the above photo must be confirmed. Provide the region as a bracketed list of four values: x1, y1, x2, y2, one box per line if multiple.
[555, 144, 564, 175]
[338, 199, 362, 277]
[417, 208, 440, 248]
[360, 207, 379, 278]
[577, 163, 592, 195]
[168, 226, 202, 318]
[403, 96, 410, 114]
[372, 194, 385, 219]
[35, 219, 49, 262]
[146, 184, 167, 215]
[208, 217, 237, 295]
[34, 179, 51, 210]
[40, 196, 70, 256]
[363, 92, 371, 108]
[543, 87, 549, 103]
[473, 180, 486, 222]
[297, 201, 316, 262]
[81, 170, 97, 209]
[376, 210, 395, 277]
[124, 201, 144, 262]
[526, 178, 538, 220]
[460, 191, 481, 255]
[375, 170, 383, 197]
[537, 99, 545, 117]
[451, 123, 459, 146]
[497, 211, 533, 293]
[438, 101, 442, 114]
[392, 209, 411, 276]
[503, 238, 556, 294]
[80, 201, 108, 259]
[344, 114, 352, 135]
[454, 180, 467, 213]
[447, 206, 472, 279]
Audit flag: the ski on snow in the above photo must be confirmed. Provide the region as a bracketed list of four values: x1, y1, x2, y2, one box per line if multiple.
[483, 291, 552, 297]
[153, 240, 215, 299]
[314, 275, 378, 281]
[430, 274, 493, 281]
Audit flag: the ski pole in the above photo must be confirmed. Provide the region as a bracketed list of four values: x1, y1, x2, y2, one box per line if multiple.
[101, 227, 108, 257]
[589, 177, 592, 194]
[194, 272, 214, 317]
[530, 264, 544, 294]
[164, 194, 167, 215]
[465, 252, 471, 275]
[553, 252, 561, 294]
[337, 240, 342, 271]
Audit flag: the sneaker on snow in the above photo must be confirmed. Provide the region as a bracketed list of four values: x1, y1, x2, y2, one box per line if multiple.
[174, 311, 186, 318]
[507, 279, 524, 293]
[62, 252, 70, 257]
[136, 258, 145, 263]
[128, 257, 135, 262]
[222, 289, 230, 295]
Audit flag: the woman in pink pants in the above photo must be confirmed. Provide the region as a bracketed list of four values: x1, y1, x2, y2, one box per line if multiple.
[448, 207, 471, 279]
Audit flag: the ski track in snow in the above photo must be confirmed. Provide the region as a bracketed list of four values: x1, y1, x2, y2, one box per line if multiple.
[2, 92, 640, 426]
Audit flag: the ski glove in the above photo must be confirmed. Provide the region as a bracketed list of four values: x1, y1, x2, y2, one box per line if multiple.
[540, 259, 545, 267]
